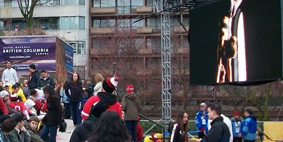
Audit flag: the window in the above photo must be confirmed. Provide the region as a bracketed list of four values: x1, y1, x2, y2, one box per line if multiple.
[79, 0, 85, 5]
[93, 18, 115, 28]
[147, 17, 161, 29]
[117, 0, 130, 14]
[79, 17, 85, 30]
[77, 42, 85, 54]
[132, 19, 144, 28]
[40, 18, 60, 30]
[93, 0, 115, 7]
[61, 0, 78, 5]
[60, 16, 85, 30]
[68, 41, 85, 55]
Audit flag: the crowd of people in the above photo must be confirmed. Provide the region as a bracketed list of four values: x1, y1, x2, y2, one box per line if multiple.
[0, 61, 144, 142]
[0, 60, 259, 142]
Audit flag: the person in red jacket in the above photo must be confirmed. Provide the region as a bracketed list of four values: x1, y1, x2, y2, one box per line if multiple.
[0, 90, 9, 115]
[81, 76, 122, 120]
[136, 117, 144, 142]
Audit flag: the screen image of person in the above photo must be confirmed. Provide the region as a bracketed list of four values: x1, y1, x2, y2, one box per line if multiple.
[189, 0, 283, 85]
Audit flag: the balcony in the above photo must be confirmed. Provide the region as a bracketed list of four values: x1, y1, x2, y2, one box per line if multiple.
[173, 26, 189, 33]
[91, 7, 116, 14]
[136, 6, 152, 13]
[175, 47, 189, 54]
[137, 27, 153, 34]
[90, 28, 115, 35]
[138, 48, 153, 55]
[90, 48, 113, 56]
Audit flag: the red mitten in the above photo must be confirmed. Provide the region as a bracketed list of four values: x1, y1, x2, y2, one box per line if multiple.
[200, 127, 205, 132]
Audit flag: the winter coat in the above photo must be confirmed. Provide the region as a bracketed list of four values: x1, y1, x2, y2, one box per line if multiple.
[195, 110, 209, 134]
[241, 115, 257, 140]
[86, 83, 95, 98]
[121, 94, 141, 120]
[231, 117, 243, 137]
[201, 116, 230, 142]
[64, 81, 83, 102]
[42, 95, 62, 126]
[8, 128, 31, 142]
[70, 117, 98, 142]
[136, 118, 143, 142]
[82, 92, 122, 120]
[0, 128, 10, 142]
[28, 71, 40, 89]
[0, 98, 8, 115]
[170, 123, 188, 142]
[37, 77, 56, 89]
[24, 121, 44, 142]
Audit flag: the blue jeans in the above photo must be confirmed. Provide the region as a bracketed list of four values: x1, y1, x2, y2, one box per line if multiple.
[125, 120, 137, 142]
[70, 101, 82, 125]
[40, 125, 58, 142]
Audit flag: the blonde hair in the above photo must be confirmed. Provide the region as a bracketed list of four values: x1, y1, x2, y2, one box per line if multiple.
[95, 74, 104, 83]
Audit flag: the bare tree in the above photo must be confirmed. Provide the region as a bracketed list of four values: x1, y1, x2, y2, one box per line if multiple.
[16, 0, 39, 34]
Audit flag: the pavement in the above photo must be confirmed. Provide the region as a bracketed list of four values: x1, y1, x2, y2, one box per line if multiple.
[57, 119, 75, 142]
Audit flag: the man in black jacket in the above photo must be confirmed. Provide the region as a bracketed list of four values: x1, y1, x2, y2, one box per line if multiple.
[28, 64, 40, 95]
[38, 69, 55, 89]
[198, 102, 230, 142]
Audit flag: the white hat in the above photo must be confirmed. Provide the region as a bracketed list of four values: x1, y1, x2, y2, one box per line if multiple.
[0, 91, 9, 98]
[200, 102, 207, 107]
[24, 99, 35, 109]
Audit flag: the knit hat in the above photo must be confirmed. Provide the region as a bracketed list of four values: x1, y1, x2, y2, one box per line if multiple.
[102, 77, 119, 93]
[234, 110, 240, 116]
[90, 101, 109, 118]
[9, 93, 18, 102]
[126, 84, 134, 94]
[0, 90, 9, 98]
[24, 99, 35, 109]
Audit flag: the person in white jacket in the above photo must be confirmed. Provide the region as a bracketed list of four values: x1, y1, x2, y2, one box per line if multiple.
[208, 114, 233, 142]
[93, 74, 104, 96]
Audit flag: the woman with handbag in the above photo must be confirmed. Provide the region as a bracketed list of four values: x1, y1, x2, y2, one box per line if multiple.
[40, 85, 62, 142]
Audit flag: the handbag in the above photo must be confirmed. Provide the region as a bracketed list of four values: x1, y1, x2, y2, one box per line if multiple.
[59, 119, 67, 132]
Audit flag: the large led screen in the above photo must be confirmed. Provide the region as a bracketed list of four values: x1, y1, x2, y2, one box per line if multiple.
[190, 0, 283, 85]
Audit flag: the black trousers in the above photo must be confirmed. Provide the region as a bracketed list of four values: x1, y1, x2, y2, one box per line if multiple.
[244, 140, 255, 142]
[198, 132, 205, 138]
[233, 137, 242, 142]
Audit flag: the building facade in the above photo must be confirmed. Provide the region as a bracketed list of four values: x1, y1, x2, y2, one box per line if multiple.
[0, 0, 89, 78]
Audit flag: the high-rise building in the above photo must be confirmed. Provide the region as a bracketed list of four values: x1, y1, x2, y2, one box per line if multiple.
[0, 0, 89, 78]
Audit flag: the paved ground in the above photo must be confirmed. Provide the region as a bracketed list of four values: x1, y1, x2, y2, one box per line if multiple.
[57, 119, 75, 142]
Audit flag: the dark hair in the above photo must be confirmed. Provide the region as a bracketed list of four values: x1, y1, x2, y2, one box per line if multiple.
[6, 60, 12, 64]
[208, 102, 222, 116]
[0, 86, 4, 92]
[70, 72, 81, 84]
[2, 118, 17, 133]
[87, 111, 131, 142]
[29, 89, 37, 96]
[12, 84, 19, 90]
[43, 85, 58, 98]
[172, 110, 189, 139]
[245, 109, 257, 121]
[40, 69, 47, 73]
[29, 116, 40, 123]
[245, 109, 253, 115]
[29, 64, 36, 70]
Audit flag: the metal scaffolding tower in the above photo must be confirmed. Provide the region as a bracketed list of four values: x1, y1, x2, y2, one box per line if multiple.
[153, 0, 172, 131]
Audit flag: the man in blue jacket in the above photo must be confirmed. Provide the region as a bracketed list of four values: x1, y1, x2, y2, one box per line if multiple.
[240, 109, 257, 142]
[195, 102, 209, 138]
